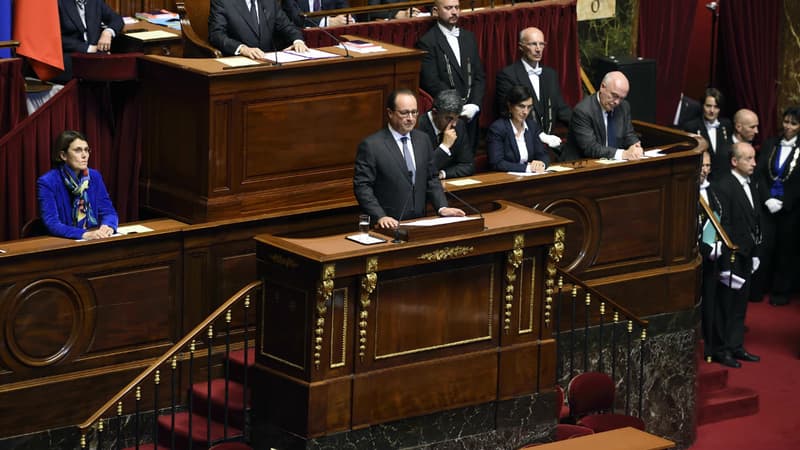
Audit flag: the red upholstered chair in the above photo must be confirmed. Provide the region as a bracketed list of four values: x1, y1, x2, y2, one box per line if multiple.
[567, 371, 645, 433]
[418, 88, 434, 113]
[555, 384, 570, 421]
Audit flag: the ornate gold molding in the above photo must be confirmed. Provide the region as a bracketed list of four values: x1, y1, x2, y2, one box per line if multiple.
[359, 257, 378, 362]
[418, 245, 474, 262]
[544, 227, 566, 327]
[504, 234, 524, 333]
[314, 263, 335, 369]
[268, 252, 299, 269]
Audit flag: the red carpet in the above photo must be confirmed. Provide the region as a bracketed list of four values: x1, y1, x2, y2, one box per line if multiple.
[691, 298, 800, 450]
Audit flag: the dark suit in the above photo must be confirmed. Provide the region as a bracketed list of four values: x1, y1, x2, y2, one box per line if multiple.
[567, 93, 638, 159]
[365, 0, 407, 20]
[683, 117, 734, 181]
[674, 95, 702, 129]
[417, 25, 485, 152]
[209, 0, 303, 56]
[755, 136, 800, 302]
[494, 61, 571, 133]
[56, 0, 123, 82]
[417, 113, 474, 179]
[712, 170, 761, 353]
[486, 117, 549, 173]
[282, 0, 348, 27]
[699, 184, 726, 358]
[353, 128, 447, 222]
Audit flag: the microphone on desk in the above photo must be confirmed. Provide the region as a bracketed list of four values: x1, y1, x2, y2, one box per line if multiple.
[299, 14, 352, 58]
[442, 186, 485, 228]
[393, 177, 415, 243]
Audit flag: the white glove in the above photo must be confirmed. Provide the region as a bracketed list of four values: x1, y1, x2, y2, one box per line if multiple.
[765, 198, 783, 214]
[538, 132, 562, 148]
[719, 271, 746, 290]
[461, 103, 480, 121]
[708, 241, 722, 261]
[751, 257, 760, 273]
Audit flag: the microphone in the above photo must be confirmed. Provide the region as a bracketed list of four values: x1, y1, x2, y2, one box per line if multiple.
[299, 14, 351, 58]
[393, 180, 415, 243]
[442, 186, 484, 224]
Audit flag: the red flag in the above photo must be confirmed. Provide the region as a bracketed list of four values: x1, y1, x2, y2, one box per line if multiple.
[13, 0, 64, 80]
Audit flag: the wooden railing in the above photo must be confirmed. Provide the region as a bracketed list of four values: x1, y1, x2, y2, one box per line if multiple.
[553, 268, 650, 418]
[77, 281, 262, 449]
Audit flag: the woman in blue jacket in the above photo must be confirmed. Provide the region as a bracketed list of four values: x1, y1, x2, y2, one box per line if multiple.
[37, 130, 118, 240]
[487, 85, 550, 173]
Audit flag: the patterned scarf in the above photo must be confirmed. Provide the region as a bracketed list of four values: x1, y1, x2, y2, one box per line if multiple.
[60, 165, 98, 229]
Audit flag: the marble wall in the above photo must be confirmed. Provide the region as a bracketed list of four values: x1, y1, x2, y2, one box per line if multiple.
[777, 1, 800, 113]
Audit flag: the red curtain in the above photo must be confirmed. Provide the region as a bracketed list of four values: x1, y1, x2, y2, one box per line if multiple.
[0, 58, 27, 138]
[0, 80, 80, 241]
[637, 0, 698, 125]
[304, 1, 582, 128]
[717, 0, 781, 141]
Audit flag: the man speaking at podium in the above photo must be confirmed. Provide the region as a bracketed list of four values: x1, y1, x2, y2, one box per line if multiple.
[209, 0, 308, 59]
[354, 89, 465, 230]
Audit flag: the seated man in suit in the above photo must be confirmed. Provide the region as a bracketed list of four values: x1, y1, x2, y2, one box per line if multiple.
[353, 89, 465, 230]
[209, 0, 308, 59]
[417, 89, 475, 180]
[282, 0, 355, 27]
[682, 88, 734, 180]
[566, 71, 642, 160]
[366, 0, 421, 20]
[495, 27, 571, 141]
[56, 0, 124, 83]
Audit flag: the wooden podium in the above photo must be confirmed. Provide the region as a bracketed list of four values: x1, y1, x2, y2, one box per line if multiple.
[253, 201, 570, 438]
[138, 38, 424, 223]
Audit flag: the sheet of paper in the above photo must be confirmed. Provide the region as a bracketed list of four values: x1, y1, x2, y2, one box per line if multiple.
[346, 233, 386, 245]
[595, 159, 627, 164]
[404, 216, 480, 227]
[123, 17, 138, 25]
[218, 57, 263, 67]
[545, 165, 574, 172]
[260, 51, 312, 63]
[507, 171, 541, 177]
[125, 30, 177, 40]
[643, 149, 665, 158]
[446, 178, 482, 186]
[117, 224, 155, 235]
[284, 49, 341, 60]
[337, 43, 387, 54]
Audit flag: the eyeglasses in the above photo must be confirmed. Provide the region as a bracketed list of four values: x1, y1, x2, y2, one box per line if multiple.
[394, 109, 419, 118]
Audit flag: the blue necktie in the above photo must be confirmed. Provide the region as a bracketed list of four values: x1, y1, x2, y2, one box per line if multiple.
[401, 137, 415, 184]
[606, 109, 617, 149]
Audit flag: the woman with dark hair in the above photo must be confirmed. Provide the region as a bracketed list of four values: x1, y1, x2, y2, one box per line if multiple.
[36, 130, 118, 240]
[487, 85, 549, 173]
[755, 106, 800, 306]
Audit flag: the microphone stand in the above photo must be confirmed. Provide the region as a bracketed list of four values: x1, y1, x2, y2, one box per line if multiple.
[300, 14, 352, 58]
[443, 187, 486, 230]
[706, 2, 719, 87]
[393, 178, 415, 243]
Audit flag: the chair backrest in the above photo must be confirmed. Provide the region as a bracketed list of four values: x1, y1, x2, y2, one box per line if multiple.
[567, 372, 615, 416]
[21, 217, 47, 238]
[418, 88, 434, 113]
[176, 1, 223, 58]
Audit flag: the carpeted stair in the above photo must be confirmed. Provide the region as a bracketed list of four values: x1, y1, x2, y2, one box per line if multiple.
[696, 357, 759, 425]
[122, 348, 255, 450]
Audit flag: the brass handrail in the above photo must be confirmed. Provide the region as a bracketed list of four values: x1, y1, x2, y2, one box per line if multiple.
[556, 268, 649, 329]
[77, 280, 262, 431]
[699, 194, 738, 251]
[305, 0, 434, 18]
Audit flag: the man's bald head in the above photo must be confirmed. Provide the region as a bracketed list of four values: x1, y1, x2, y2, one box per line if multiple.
[733, 108, 759, 142]
[518, 27, 546, 66]
[597, 71, 630, 112]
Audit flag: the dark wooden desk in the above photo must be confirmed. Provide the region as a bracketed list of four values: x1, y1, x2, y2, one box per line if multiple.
[254, 201, 570, 437]
[0, 219, 186, 436]
[138, 38, 424, 223]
